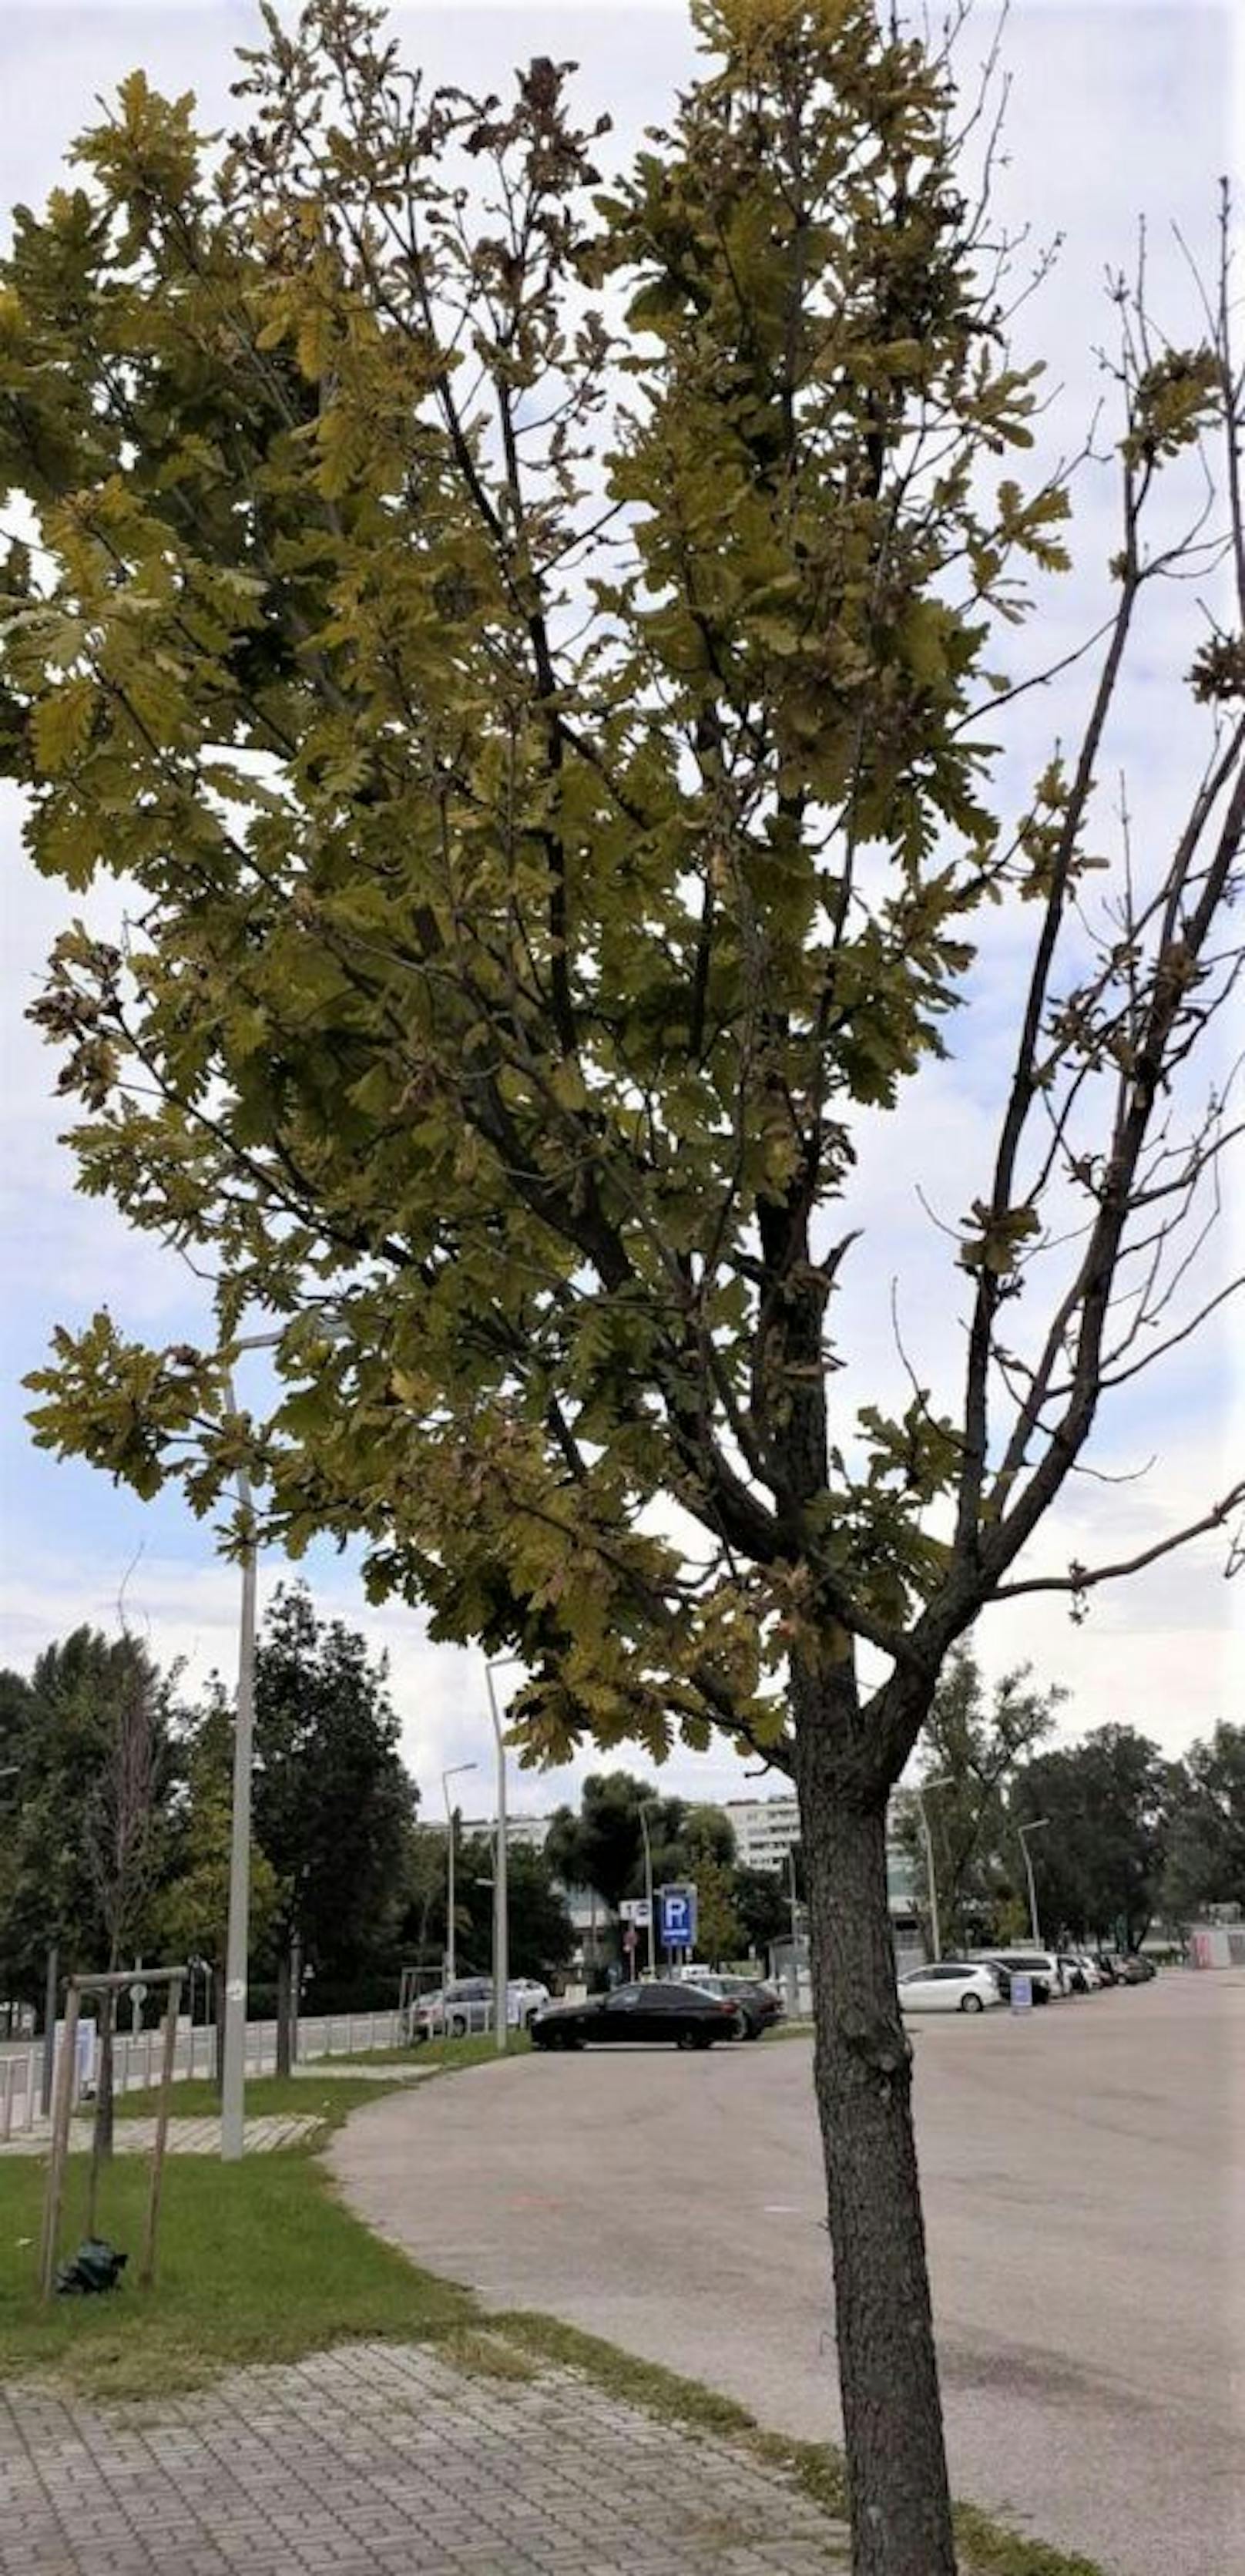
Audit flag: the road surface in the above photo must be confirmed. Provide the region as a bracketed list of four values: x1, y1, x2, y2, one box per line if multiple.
[331, 1975, 1245, 2576]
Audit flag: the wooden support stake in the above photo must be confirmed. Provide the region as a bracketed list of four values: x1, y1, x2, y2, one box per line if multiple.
[140, 1974, 182, 2290]
[39, 1986, 79, 2303]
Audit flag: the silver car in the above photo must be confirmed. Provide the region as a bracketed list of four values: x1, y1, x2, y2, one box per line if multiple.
[411, 1977, 549, 2040]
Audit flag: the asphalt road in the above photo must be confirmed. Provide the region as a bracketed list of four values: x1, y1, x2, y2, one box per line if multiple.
[331, 1977, 1245, 2576]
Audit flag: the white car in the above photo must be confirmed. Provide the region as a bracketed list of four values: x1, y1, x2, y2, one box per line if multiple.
[898, 1963, 1002, 2015]
[411, 1977, 550, 2040]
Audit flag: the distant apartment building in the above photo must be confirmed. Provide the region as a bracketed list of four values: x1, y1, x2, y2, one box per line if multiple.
[725, 1792, 800, 1872]
[727, 1791, 920, 1919]
[461, 1812, 552, 1856]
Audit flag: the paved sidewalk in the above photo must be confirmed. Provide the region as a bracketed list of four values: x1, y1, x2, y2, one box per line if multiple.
[1, 2116, 324, 2160]
[0, 2339, 850, 2574]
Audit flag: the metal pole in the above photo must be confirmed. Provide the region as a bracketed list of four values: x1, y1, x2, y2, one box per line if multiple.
[485, 1669, 509, 2055]
[918, 1794, 941, 1963]
[1018, 1819, 1049, 1948]
[40, 1942, 58, 2117]
[290, 1933, 302, 2066]
[39, 1983, 79, 2302]
[221, 1422, 257, 2163]
[446, 1791, 456, 1990]
[441, 1763, 476, 1993]
[639, 1807, 656, 1978]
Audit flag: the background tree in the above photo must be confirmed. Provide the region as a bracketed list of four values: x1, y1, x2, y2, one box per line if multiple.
[545, 1772, 683, 1916]
[690, 1852, 743, 1964]
[1161, 1725, 1245, 1926]
[82, 1633, 176, 2165]
[731, 1862, 795, 1960]
[896, 1651, 1062, 1952]
[0, 1630, 176, 2017]
[1013, 1725, 1171, 1951]
[251, 1583, 416, 2056]
[155, 1694, 282, 2080]
[10, 5, 1245, 2566]
[454, 1832, 576, 1984]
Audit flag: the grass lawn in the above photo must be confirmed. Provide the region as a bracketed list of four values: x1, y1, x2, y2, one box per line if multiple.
[0, 2144, 469, 2401]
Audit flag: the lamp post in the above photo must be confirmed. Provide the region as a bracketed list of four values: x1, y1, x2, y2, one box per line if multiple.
[915, 1775, 955, 1963]
[1018, 1817, 1050, 1948]
[484, 1657, 523, 2054]
[220, 1371, 257, 2164]
[639, 1803, 658, 1978]
[442, 1763, 477, 1988]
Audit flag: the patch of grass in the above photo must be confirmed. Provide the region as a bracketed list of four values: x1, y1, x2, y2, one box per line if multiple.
[495, 2310, 1105, 2576]
[406, 2030, 532, 2075]
[764, 2019, 814, 2042]
[438, 2326, 539, 2383]
[110, 2074, 408, 2132]
[0, 2146, 469, 2403]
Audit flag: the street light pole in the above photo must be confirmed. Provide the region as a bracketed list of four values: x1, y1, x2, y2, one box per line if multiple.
[442, 1763, 477, 1989]
[915, 1775, 955, 1963]
[1018, 1817, 1050, 1948]
[221, 1392, 257, 2164]
[639, 1805, 657, 1978]
[485, 1657, 523, 2054]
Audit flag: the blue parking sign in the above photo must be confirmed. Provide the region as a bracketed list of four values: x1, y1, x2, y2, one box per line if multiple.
[659, 1883, 697, 1950]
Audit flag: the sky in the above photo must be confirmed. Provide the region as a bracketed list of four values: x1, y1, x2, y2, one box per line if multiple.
[1, 1, 1241, 1822]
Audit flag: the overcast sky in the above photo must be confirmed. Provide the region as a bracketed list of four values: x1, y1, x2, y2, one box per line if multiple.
[1, 2, 1240, 1819]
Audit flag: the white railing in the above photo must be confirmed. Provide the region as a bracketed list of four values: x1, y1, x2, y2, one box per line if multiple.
[0, 2007, 407, 2134]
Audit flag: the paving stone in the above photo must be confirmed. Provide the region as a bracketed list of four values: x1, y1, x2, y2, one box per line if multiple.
[0, 2342, 850, 2573]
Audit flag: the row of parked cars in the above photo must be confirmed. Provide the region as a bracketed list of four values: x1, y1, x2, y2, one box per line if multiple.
[898, 1946, 1159, 2014]
[530, 1970, 784, 2050]
[407, 1969, 785, 2047]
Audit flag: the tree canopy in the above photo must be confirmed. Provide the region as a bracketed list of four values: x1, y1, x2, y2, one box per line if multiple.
[6, 5, 1243, 2566]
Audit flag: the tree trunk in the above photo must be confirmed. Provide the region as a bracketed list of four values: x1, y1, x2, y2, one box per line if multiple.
[275, 1948, 292, 2079]
[794, 1692, 956, 2576]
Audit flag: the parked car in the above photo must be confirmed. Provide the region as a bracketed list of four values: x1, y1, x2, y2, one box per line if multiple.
[898, 1963, 1002, 2015]
[680, 1973, 784, 2038]
[411, 1977, 550, 2040]
[968, 1946, 1063, 1999]
[1110, 1953, 1156, 1985]
[531, 1980, 743, 2050]
[1058, 1954, 1093, 1994]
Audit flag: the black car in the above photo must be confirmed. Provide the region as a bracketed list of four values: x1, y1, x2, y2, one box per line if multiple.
[531, 1980, 743, 2051]
[685, 1973, 784, 2038]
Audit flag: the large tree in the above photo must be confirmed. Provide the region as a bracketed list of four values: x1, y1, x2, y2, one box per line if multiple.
[0, 1629, 177, 2014]
[894, 1649, 1062, 1953]
[1012, 1725, 1172, 1952]
[250, 1581, 416, 1986]
[8, 5, 1244, 2566]
[1162, 1725, 1245, 1925]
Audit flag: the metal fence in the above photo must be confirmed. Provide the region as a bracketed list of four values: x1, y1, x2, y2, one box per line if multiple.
[0, 2008, 407, 2137]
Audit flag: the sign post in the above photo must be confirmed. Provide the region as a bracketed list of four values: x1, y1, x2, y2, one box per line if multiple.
[1009, 1972, 1033, 2016]
[658, 1884, 698, 1964]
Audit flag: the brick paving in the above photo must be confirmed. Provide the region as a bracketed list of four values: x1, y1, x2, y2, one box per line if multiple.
[0, 2340, 850, 2575]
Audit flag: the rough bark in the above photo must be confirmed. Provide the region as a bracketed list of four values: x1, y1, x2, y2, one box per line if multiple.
[794, 1663, 955, 2576]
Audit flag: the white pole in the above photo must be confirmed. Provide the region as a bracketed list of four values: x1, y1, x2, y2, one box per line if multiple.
[1018, 1818, 1050, 1948]
[2, 2058, 12, 2143]
[639, 1805, 656, 1978]
[221, 1414, 257, 2162]
[485, 1666, 509, 2054]
[918, 1794, 941, 1963]
[441, 1762, 477, 1991]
